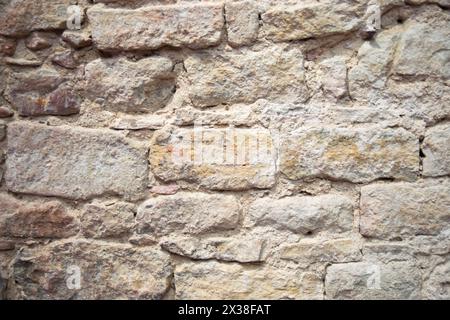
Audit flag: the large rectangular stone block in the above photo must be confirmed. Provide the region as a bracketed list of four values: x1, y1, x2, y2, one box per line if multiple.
[88, 3, 224, 51]
[11, 240, 171, 299]
[185, 44, 308, 107]
[247, 194, 354, 235]
[5, 122, 148, 200]
[360, 180, 450, 239]
[280, 127, 419, 183]
[325, 261, 421, 299]
[175, 261, 323, 300]
[260, 0, 366, 42]
[150, 127, 276, 190]
[136, 193, 240, 236]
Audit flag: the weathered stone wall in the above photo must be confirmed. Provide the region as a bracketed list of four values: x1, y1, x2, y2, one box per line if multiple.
[0, 0, 449, 300]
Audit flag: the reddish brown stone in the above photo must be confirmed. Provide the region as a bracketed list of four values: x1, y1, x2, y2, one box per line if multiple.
[0, 106, 14, 118]
[5, 68, 80, 116]
[150, 184, 180, 195]
[52, 51, 78, 69]
[0, 37, 16, 56]
[0, 194, 78, 239]
[25, 32, 52, 51]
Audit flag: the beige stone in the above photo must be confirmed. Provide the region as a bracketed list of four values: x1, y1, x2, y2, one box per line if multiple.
[5, 122, 148, 201]
[11, 240, 172, 299]
[185, 44, 308, 107]
[261, 0, 366, 41]
[280, 127, 419, 183]
[150, 127, 276, 190]
[83, 57, 175, 113]
[225, 1, 259, 47]
[175, 261, 323, 299]
[80, 201, 136, 239]
[248, 194, 354, 234]
[360, 180, 450, 239]
[136, 193, 240, 236]
[422, 123, 450, 177]
[281, 238, 362, 266]
[160, 235, 265, 263]
[88, 3, 224, 51]
[325, 261, 421, 299]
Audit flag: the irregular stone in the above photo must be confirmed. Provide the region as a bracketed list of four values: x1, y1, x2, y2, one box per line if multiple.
[392, 7, 450, 78]
[363, 243, 414, 263]
[261, 0, 366, 41]
[423, 260, 450, 300]
[319, 56, 348, 99]
[0, 106, 14, 118]
[129, 234, 158, 246]
[160, 235, 265, 263]
[185, 44, 308, 107]
[349, 7, 450, 122]
[5, 122, 148, 201]
[360, 180, 450, 239]
[4, 57, 42, 67]
[0, 0, 87, 37]
[52, 51, 78, 69]
[0, 194, 78, 239]
[174, 105, 256, 127]
[280, 127, 419, 183]
[175, 261, 323, 299]
[80, 201, 135, 239]
[88, 3, 224, 51]
[5, 68, 80, 116]
[409, 231, 450, 255]
[136, 193, 239, 236]
[83, 57, 175, 113]
[225, 1, 259, 47]
[11, 240, 172, 299]
[280, 238, 362, 266]
[150, 127, 276, 190]
[325, 261, 421, 299]
[61, 30, 92, 49]
[111, 114, 166, 130]
[149, 185, 179, 195]
[0, 36, 16, 56]
[247, 194, 354, 234]
[422, 123, 450, 177]
[25, 32, 52, 51]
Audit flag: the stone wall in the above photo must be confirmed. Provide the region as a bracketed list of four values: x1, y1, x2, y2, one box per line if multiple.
[0, 0, 449, 300]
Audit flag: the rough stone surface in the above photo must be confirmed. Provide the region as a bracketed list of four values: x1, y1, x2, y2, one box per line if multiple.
[280, 238, 362, 266]
[325, 261, 422, 299]
[0, 0, 449, 301]
[0, 194, 78, 239]
[280, 127, 419, 183]
[5, 68, 80, 116]
[136, 193, 240, 236]
[80, 201, 136, 239]
[88, 3, 224, 51]
[261, 0, 366, 41]
[247, 194, 354, 235]
[225, 1, 259, 47]
[422, 123, 450, 177]
[83, 57, 175, 113]
[5, 122, 148, 201]
[360, 180, 450, 239]
[11, 240, 172, 299]
[160, 235, 265, 263]
[175, 261, 323, 300]
[0, 0, 87, 37]
[150, 127, 277, 190]
[185, 44, 308, 107]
